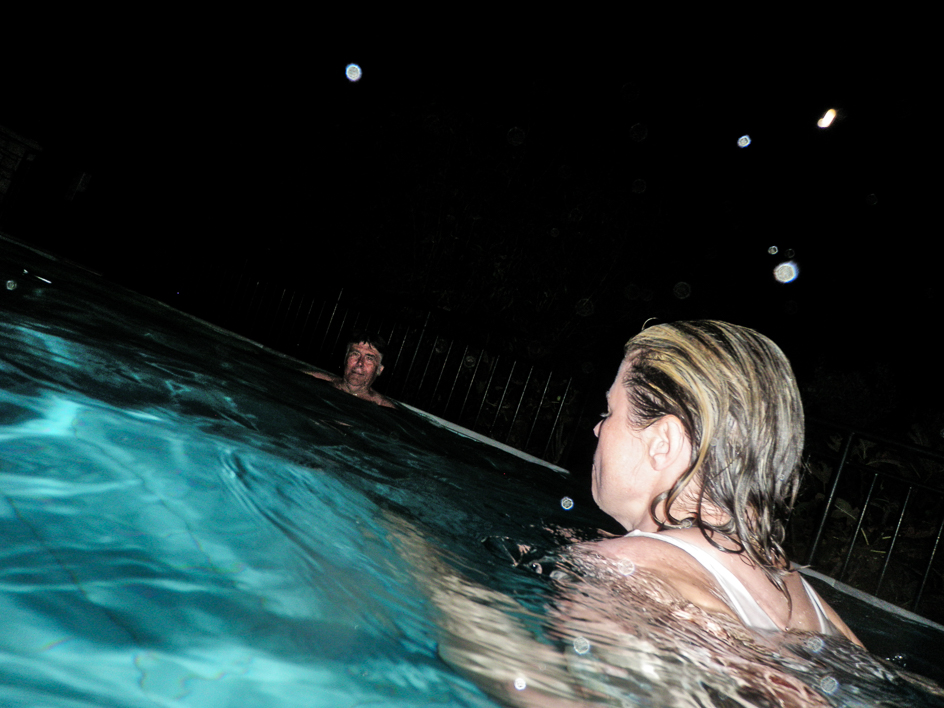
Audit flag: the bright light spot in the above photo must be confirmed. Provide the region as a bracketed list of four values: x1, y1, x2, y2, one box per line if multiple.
[345, 64, 362, 82]
[819, 676, 838, 694]
[36, 276, 52, 284]
[561, 497, 574, 510]
[514, 677, 527, 690]
[768, 246, 778, 255]
[817, 109, 836, 128]
[573, 637, 591, 654]
[617, 559, 636, 576]
[774, 261, 799, 284]
[737, 135, 751, 148]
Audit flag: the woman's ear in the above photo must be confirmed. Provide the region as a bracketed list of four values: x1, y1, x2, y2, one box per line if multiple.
[646, 415, 691, 474]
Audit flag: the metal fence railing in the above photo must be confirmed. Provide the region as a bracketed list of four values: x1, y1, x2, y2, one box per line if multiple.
[167, 261, 591, 467]
[789, 420, 944, 624]
[159, 260, 944, 624]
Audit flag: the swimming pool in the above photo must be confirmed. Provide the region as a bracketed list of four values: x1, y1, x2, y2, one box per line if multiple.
[2, 234, 943, 707]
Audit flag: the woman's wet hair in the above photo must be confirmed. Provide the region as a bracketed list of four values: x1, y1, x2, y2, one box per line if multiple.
[622, 320, 805, 594]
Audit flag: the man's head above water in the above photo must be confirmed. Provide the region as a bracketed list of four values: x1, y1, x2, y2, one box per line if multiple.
[304, 332, 396, 408]
[342, 333, 388, 392]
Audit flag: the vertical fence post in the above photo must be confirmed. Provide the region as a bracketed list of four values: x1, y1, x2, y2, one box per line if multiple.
[805, 431, 856, 567]
[838, 472, 880, 581]
[913, 509, 944, 614]
[399, 313, 430, 402]
[444, 344, 469, 417]
[474, 356, 500, 432]
[317, 289, 343, 359]
[460, 349, 486, 424]
[543, 378, 573, 461]
[874, 486, 913, 597]
[504, 365, 532, 445]
[428, 339, 455, 414]
[489, 361, 516, 438]
[525, 371, 553, 453]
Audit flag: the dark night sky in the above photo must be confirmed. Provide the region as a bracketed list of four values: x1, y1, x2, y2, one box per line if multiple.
[2, 28, 939, 435]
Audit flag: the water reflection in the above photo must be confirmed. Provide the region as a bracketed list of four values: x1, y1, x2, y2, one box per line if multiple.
[388, 512, 944, 707]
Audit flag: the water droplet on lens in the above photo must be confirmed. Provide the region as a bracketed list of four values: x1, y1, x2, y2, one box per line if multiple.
[6, 279, 18, 290]
[867, 193, 879, 206]
[573, 637, 591, 654]
[617, 559, 636, 576]
[621, 82, 640, 103]
[568, 207, 583, 223]
[737, 134, 751, 148]
[804, 636, 824, 653]
[507, 127, 526, 146]
[630, 123, 648, 142]
[631, 178, 647, 194]
[673, 282, 691, 300]
[768, 246, 779, 255]
[514, 677, 527, 690]
[819, 675, 838, 694]
[774, 261, 799, 284]
[345, 63, 362, 82]
[561, 497, 574, 510]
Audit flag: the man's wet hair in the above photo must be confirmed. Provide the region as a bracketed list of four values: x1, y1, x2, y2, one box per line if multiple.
[346, 331, 388, 360]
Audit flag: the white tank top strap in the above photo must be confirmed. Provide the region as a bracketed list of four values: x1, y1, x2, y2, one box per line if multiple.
[798, 576, 835, 635]
[624, 530, 782, 632]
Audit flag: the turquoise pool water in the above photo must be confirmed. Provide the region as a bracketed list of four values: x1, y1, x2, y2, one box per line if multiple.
[2, 236, 943, 707]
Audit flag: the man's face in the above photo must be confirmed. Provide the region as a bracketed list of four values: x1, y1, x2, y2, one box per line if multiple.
[343, 342, 384, 388]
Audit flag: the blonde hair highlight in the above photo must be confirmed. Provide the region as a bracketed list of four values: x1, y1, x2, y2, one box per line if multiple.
[622, 320, 805, 594]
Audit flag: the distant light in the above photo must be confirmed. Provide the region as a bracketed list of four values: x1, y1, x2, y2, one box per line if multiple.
[345, 64, 362, 82]
[774, 261, 799, 283]
[817, 109, 836, 128]
[737, 135, 751, 148]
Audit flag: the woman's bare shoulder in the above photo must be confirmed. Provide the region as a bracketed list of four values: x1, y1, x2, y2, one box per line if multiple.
[574, 535, 745, 621]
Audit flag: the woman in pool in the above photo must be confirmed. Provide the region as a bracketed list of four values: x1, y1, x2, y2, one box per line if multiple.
[586, 320, 862, 643]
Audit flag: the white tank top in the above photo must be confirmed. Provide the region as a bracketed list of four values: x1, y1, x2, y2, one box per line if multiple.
[625, 530, 835, 634]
